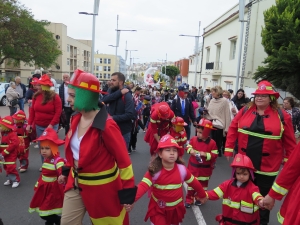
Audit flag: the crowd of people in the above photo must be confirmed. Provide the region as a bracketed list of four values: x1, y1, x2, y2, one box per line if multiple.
[1, 69, 300, 225]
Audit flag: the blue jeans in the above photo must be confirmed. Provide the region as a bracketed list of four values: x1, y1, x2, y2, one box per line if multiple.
[122, 132, 131, 152]
[36, 124, 59, 163]
[18, 98, 24, 111]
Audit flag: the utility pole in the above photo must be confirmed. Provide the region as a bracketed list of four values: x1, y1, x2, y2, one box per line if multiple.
[194, 21, 201, 87]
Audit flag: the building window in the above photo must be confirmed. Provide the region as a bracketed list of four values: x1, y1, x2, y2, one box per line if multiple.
[108, 66, 111, 72]
[215, 45, 221, 70]
[212, 80, 218, 87]
[96, 66, 99, 71]
[203, 80, 207, 89]
[230, 40, 237, 60]
[67, 58, 70, 65]
[104, 66, 107, 71]
[99, 73, 103, 79]
[67, 45, 70, 52]
[206, 48, 210, 63]
[104, 58, 108, 64]
[96, 73, 99, 78]
[108, 59, 111, 64]
[107, 74, 111, 79]
[104, 73, 107, 79]
[95, 58, 103, 64]
[226, 82, 233, 90]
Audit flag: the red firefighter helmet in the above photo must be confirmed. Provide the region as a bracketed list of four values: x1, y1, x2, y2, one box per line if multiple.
[158, 104, 170, 119]
[231, 153, 255, 171]
[171, 117, 187, 126]
[155, 134, 183, 157]
[12, 110, 26, 120]
[69, 69, 101, 93]
[197, 119, 216, 138]
[0, 116, 15, 130]
[252, 80, 279, 99]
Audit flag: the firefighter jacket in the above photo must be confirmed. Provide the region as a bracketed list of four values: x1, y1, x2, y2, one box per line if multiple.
[14, 123, 30, 151]
[0, 131, 20, 161]
[169, 128, 187, 148]
[208, 179, 263, 225]
[63, 108, 136, 225]
[225, 105, 296, 176]
[268, 142, 300, 224]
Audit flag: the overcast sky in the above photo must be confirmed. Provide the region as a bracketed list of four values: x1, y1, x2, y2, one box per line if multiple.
[20, 0, 239, 64]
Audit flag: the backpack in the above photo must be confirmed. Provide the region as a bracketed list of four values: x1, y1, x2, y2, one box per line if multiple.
[148, 164, 187, 197]
[242, 106, 285, 125]
[17, 136, 25, 155]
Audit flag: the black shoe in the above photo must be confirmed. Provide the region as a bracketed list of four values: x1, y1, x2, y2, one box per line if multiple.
[195, 200, 202, 206]
[185, 203, 191, 208]
[132, 147, 136, 152]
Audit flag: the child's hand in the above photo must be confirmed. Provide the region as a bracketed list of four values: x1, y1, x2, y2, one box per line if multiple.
[124, 204, 134, 212]
[58, 175, 67, 184]
[199, 196, 208, 204]
[258, 198, 264, 208]
[189, 149, 196, 156]
[199, 151, 206, 157]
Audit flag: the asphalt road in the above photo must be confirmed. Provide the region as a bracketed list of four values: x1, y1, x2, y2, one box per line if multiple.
[0, 105, 282, 225]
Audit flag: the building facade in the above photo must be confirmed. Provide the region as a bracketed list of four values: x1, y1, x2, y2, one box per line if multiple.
[197, 0, 276, 94]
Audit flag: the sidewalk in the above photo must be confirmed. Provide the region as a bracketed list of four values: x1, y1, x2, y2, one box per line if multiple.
[0, 104, 29, 117]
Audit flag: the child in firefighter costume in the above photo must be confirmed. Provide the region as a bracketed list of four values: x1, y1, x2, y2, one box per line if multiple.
[185, 119, 218, 207]
[0, 116, 20, 188]
[12, 110, 30, 172]
[169, 116, 187, 148]
[207, 154, 264, 225]
[58, 69, 136, 225]
[29, 127, 65, 225]
[126, 134, 207, 225]
[144, 102, 175, 156]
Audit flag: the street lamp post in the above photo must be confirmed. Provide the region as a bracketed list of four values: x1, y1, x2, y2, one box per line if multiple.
[79, 0, 100, 74]
[114, 15, 137, 72]
[179, 21, 201, 87]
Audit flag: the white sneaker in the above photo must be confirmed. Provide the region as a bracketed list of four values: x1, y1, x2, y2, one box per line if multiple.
[39, 167, 42, 172]
[34, 144, 39, 148]
[20, 168, 27, 173]
[4, 180, 11, 186]
[12, 182, 20, 188]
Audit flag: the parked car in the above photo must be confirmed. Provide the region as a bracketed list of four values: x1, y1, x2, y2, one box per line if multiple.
[0, 82, 10, 106]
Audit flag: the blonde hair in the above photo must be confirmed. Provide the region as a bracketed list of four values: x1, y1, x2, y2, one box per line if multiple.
[211, 85, 223, 96]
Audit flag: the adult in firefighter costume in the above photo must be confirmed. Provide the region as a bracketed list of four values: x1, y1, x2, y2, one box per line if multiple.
[224, 80, 296, 225]
[144, 102, 175, 156]
[58, 69, 137, 225]
[0, 116, 20, 188]
[263, 142, 300, 224]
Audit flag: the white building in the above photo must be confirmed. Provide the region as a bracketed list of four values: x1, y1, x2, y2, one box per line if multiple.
[199, 0, 276, 94]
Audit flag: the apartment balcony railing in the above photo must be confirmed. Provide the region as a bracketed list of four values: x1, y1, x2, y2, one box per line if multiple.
[205, 61, 222, 76]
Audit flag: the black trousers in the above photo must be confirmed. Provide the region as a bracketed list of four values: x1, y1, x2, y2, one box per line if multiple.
[64, 107, 74, 135]
[210, 128, 223, 156]
[254, 173, 277, 224]
[41, 214, 61, 224]
[129, 131, 138, 150]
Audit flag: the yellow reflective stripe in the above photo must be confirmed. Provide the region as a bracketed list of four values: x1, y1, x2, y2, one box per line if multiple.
[154, 183, 182, 190]
[238, 128, 282, 140]
[187, 186, 194, 190]
[272, 182, 288, 196]
[4, 150, 9, 154]
[28, 207, 62, 216]
[72, 170, 119, 186]
[206, 153, 211, 161]
[0, 145, 8, 147]
[181, 137, 187, 141]
[79, 163, 117, 177]
[142, 177, 152, 187]
[203, 187, 208, 190]
[2, 162, 15, 164]
[211, 150, 218, 155]
[150, 118, 157, 123]
[152, 194, 182, 206]
[255, 170, 279, 176]
[34, 181, 38, 188]
[197, 176, 210, 181]
[42, 175, 57, 182]
[42, 163, 56, 170]
[223, 199, 240, 209]
[283, 158, 288, 162]
[186, 175, 195, 184]
[241, 200, 253, 208]
[225, 148, 233, 153]
[56, 162, 64, 169]
[252, 192, 262, 200]
[214, 187, 224, 198]
[90, 207, 126, 225]
[277, 211, 284, 224]
[119, 164, 134, 181]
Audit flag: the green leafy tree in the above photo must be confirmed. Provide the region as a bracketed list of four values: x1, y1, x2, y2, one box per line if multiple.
[162, 65, 180, 87]
[254, 0, 300, 99]
[0, 0, 61, 67]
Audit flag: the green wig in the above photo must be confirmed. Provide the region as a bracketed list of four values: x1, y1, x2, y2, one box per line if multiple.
[68, 84, 99, 112]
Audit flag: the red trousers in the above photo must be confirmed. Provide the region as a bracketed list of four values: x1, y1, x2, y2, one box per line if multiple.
[4, 163, 20, 182]
[18, 147, 29, 169]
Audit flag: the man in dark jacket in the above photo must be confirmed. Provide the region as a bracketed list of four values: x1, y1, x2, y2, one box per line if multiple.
[102, 72, 135, 154]
[14, 76, 26, 111]
[58, 74, 74, 134]
[171, 83, 197, 141]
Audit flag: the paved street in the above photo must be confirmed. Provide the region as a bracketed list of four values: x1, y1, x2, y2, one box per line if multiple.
[0, 105, 282, 225]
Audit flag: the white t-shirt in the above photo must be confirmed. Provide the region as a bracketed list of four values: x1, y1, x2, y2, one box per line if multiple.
[70, 127, 84, 160]
[64, 84, 69, 107]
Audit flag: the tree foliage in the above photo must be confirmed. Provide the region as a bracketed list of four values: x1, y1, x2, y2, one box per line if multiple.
[162, 65, 180, 87]
[254, 0, 300, 99]
[0, 0, 61, 67]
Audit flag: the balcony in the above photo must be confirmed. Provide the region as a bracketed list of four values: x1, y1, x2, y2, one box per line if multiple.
[205, 61, 222, 76]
